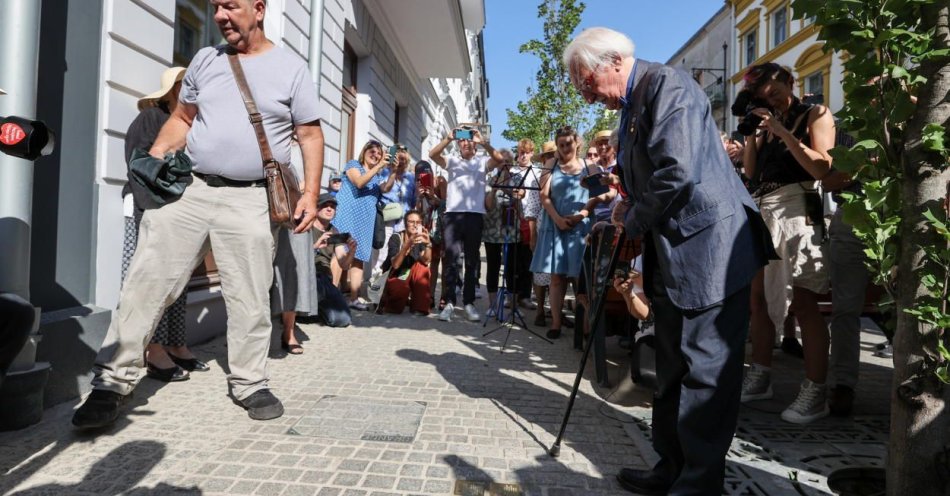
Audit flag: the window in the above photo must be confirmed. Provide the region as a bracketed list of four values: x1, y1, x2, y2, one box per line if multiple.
[772, 6, 787, 47]
[340, 42, 358, 162]
[174, 0, 218, 66]
[804, 71, 823, 98]
[745, 30, 757, 66]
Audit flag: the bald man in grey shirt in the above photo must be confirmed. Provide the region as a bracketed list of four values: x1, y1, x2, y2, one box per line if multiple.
[74, 0, 325, 429]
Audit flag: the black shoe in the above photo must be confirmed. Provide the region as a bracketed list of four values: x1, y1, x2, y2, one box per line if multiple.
[616, 468, 671, 495]
[72, 390, 131, 430]
[233, 389, 284, 420]
[829, 385, 855, 417]
[167, 353, 210, 372]
[781, 337, 804, 358]
[546, 328, 561, 339]
[561, 314, 575, 329]
[146, 362, 190, 382]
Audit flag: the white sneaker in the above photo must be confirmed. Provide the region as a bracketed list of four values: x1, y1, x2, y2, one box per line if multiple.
[475, 286, 484, 299]
[438, 303, 454, 322]
[781, 379, 829, 424]
[519, 298, 537, 310]
[464, 304, 480, 322]
[740, 364, 773, 403]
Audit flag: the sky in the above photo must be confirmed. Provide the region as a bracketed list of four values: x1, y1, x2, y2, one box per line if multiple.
[482, 0, 726, 150]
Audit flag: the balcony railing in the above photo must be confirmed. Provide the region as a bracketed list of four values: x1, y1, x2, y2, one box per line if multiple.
[704, 83, 724, 107]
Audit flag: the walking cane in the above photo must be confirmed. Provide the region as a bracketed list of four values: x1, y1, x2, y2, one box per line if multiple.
[549, 223, 625, 457]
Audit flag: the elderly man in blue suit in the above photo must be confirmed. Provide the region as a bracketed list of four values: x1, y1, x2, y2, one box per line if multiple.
[564, 27, 774, 494]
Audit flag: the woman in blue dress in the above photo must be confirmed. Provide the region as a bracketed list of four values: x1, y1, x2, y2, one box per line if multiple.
[530, 126, 598, 338]
[333, 140, 396, 310]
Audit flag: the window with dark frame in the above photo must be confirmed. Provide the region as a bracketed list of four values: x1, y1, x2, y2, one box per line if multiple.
[340, 42, 358, 162]
[773, 6, 788, 47]
[745, 30, 757, 66]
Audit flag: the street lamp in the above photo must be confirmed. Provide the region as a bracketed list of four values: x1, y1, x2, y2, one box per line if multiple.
[691, 43, 729, 132]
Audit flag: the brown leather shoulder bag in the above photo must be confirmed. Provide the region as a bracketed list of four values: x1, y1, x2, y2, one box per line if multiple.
[227, 52, 301, 228]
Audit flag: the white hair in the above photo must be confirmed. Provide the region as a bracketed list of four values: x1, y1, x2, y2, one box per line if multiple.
[562, 27, 635, 84]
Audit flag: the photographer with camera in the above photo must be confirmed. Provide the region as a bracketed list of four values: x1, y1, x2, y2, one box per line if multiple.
[428, 126, 504, 322]
[737, 62, 836, 425]
[333, 140, 397, 311]
[377, 210, 432, 315]
[368, 144, 416, 291]
[310, 192, 355, 329]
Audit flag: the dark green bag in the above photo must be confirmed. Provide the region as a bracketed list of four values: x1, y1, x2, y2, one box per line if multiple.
[127, 148, 193, 209]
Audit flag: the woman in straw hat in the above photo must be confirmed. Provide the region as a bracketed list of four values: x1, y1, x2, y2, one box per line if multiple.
[120, 66, 209, 382]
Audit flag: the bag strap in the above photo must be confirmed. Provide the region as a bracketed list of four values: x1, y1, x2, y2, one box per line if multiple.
[227, 51, 276, 169]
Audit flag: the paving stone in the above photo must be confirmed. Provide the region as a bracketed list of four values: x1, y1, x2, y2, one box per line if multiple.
[360, 475, 396, 489]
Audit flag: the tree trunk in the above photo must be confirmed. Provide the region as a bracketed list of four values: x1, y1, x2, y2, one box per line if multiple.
[889, 5, 950, 495]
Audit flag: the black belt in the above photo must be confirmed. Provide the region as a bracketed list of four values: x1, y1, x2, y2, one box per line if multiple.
[193, 171, 266, 188]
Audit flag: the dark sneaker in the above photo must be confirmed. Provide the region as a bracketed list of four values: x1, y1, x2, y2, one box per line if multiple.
[72, 389, 131, 430]
[234, 389, 284, 420]
[828, 385, 855, 417]
[781, 336, 805, 358]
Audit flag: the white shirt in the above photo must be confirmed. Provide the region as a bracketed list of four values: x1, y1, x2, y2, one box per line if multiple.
[445, 154, 490, 214]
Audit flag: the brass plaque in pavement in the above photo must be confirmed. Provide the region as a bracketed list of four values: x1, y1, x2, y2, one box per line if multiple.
[453, 480, 488, 496]
[488, 482, 523, 496]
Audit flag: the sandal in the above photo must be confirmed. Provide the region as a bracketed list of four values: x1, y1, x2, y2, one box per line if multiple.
[281, 341, 304, 355]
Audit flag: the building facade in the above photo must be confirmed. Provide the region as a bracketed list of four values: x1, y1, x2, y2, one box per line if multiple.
[6, 0, 487, 409]
[666, 5, 733, 135]
[728, 0, 843, 129]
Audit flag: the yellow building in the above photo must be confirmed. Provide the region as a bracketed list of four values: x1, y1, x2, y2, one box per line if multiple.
[727, 0, 843, 131]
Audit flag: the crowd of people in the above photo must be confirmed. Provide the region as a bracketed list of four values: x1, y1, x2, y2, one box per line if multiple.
[63, 2, 882, 493]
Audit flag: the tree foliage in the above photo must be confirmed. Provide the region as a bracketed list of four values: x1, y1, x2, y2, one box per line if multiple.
[502, 0, 592, 147]
[792, 0, 949, 493]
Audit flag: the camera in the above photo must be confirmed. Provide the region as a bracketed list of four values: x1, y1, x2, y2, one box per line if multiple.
[1, 115, 56, 160]
[731, 90, 772, 136]
[326, 232, 351, 245]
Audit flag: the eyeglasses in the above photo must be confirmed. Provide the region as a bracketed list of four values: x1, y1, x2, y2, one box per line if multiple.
[366, 139, 383, 149]
[319, 202, 337, 209]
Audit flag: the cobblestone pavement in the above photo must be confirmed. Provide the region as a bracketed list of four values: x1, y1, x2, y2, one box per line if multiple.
[0, 296, 892, 496]
[0, 300, 649, 496]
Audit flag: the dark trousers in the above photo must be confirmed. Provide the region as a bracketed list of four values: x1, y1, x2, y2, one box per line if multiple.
[650, 272, 751, 494]
[442, 212, 484, 306]
[315, 273, 352, 327]
[0, 293, 35, 390]
[485, 242, 518, 295]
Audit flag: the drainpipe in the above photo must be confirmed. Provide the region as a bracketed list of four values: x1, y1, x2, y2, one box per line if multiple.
[308, 0, 326, 180]
[0, 0, 50, 431]
[308, 0, 325, 96]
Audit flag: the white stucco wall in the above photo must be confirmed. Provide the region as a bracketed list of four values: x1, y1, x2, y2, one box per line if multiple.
[92, 0, 487, 309]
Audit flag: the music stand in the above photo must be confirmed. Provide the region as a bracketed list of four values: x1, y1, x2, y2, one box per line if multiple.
[482, 164, 552, 351]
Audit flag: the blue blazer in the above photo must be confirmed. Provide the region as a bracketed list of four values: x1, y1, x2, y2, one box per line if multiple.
[619, 61, 774, 310]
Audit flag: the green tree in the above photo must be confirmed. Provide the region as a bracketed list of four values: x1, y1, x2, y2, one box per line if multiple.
[502, 0, 592, 147]
[791, 0, 950, 493]
[583, 108, 619, 146]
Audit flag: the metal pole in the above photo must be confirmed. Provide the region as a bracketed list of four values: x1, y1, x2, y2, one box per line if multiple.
[722, 42, 728, 132]
[0, 0, 43, 300]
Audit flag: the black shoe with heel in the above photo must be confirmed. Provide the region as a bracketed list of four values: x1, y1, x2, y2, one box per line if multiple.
[167, 353, 210, 372]
[146, 362, 190, 382]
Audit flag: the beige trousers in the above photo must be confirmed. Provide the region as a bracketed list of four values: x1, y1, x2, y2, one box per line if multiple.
[755, 181, 830, 333]
[92, 178, 276, 400]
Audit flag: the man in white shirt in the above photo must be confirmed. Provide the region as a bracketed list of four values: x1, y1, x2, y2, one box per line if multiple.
[428, 128, 504, 322]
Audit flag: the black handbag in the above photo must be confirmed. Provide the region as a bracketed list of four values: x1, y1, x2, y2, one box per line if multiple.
[126, 148, 193, 209]
[372, 203, 386, 249]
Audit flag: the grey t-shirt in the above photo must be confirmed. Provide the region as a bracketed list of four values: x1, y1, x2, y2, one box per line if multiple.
[180, 44, 321, 180]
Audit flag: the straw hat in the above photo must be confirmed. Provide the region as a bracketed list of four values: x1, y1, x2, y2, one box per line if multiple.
[541, 141, 556, 155]
[592, 130, 612, 143]
[137, 67, 186, 111]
